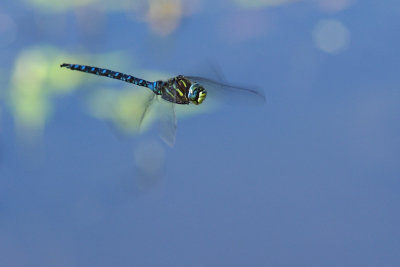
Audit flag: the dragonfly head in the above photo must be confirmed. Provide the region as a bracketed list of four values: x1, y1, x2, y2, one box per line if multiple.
[188, 83, 207, 105]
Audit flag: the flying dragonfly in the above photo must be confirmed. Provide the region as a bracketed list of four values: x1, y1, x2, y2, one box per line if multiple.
[60, 63, 265, 146]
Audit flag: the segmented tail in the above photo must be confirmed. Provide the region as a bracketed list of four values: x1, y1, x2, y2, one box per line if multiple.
[60, 63, 159, 92]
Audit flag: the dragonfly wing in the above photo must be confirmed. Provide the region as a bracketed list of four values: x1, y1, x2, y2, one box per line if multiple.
[139, 93, 156, 128]
[185, 76, 266, 106]
[158, 101, 177, 147]
[157, 84, 177, 147]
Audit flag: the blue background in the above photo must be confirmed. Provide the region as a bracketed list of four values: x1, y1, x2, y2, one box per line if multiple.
[0, 0, 399, 266]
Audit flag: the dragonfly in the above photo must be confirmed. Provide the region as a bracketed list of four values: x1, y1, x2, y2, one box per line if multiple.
[60, 63, 265, 146]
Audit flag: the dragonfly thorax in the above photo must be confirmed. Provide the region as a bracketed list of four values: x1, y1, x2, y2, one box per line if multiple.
[158, 75, 206, 105]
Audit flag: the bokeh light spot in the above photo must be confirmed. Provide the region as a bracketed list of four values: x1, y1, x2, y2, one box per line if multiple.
[313, 19, 350, 53]
[316, 0, 356, 12]
[147, 0, 182, 36]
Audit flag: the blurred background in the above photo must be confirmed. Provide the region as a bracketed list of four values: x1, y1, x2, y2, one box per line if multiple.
[0, 0, 400, 266]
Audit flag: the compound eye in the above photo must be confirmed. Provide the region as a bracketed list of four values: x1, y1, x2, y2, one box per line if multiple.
[189, 83, 206, 104]
[190, 91, 198, 101]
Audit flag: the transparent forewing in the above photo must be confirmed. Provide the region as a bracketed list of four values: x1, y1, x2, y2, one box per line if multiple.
[156, 85, 177, 147]
[157, 100, 177, 147]
[185, 76, 266, 106]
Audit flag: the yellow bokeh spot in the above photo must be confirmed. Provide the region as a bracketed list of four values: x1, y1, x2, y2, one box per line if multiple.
[25, 0, 98, 12]
[147, 0, 183, 36]
[14, 94, 50, 129]
[9, 47, 90, 138]
[87, 88, 158, 134]
[24, 0, 141, 13]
